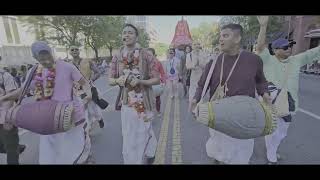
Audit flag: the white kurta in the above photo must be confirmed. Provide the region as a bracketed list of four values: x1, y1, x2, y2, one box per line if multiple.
[186, 51, 209, 102]
[206, 129, 254, 164]
[121, 105, 157, 164]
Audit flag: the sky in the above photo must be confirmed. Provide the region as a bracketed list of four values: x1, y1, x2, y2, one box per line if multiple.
[149, 16, 220, 44]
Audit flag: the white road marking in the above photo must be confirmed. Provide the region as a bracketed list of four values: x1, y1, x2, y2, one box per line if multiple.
[172, 98, 183, 164]
[154, 97, 172, 164]
[298, 108, 320, 120]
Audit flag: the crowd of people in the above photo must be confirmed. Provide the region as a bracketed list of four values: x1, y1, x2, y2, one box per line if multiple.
[0, 16, 320, 165]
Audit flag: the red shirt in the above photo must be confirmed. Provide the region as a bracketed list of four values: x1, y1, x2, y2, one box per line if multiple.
[154, 59, 166, 83]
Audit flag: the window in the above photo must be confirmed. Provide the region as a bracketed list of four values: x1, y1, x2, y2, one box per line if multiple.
[2, 16, 13, 43]
[11, 18, 21, 44]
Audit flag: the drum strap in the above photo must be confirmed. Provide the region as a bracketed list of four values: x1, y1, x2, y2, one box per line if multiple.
[0, 72, 5, 94]
[17, 65, 38, 105]
[199, 55, 219, 102]
[216, 51, 243, 99]
[207, 102, 214, 128]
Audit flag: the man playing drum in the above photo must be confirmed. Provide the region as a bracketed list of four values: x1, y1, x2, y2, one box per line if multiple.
[0, 41, 91, 164]
[190, 24, 272, 164]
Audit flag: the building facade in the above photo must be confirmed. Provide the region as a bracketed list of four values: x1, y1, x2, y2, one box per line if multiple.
[0, 16, 108, 67]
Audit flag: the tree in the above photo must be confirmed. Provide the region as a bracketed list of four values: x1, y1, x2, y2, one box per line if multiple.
[191, 22, 220, 50]
[19, 16, 83, 47]
[219, 16, 285, 50]
[80, 16, 108, 59]
[154, 43, 169, 57]
[20, 16, 127, 59]
[137, 28, 150, 48]
[312, 16, 320, 27]
[103, 16, 126, 57]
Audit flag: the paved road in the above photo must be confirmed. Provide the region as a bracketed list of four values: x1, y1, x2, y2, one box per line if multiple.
[1, 73, 320, 164]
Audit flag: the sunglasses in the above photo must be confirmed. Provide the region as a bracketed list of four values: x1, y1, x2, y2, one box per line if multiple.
[277, 45, 293, 50]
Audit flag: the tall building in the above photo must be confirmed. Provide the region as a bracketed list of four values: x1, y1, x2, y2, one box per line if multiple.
[125, 16, 159, 46]
[0, 16, 38, 65]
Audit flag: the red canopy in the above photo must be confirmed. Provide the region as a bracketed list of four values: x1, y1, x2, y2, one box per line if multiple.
[170, 17, 193, 48]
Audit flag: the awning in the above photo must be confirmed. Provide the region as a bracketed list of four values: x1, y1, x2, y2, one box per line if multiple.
[304, 28, 320, 38]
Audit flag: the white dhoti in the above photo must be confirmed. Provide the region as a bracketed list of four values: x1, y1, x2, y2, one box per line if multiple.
[121, 105, 157, 164]
[206, 128, 254, 164]
[39, 122, 90, 164]
[265, 118, 290, 162]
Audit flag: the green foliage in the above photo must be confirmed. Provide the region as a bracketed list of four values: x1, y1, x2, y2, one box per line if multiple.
[219, 16, 285, 46]
[19, 16, 127, 58]
[191, 22, 220, 50]
[137, 27, 150, 48]
[154, 43, 169, 57]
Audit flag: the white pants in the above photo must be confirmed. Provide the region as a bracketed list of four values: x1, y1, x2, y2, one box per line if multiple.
[265, 118, 290, 162]
[206, 128, 254, 164]
[39, 122, 90, 164]
[121, 105, 157, 164]
[167, 79, 179, 98]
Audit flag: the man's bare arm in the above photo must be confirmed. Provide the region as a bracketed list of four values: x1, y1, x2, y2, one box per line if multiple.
[0, 88, 22, 102]
[256, 16, 269, 54]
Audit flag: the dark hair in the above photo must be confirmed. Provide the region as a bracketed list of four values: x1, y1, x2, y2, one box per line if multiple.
[221, 23, 243, 37]
[169, 48, 175, 55]
[124, 23, 139, 36]
[185, 45, 192, 52]
[10, 68, 17, 77]
[69, 45, 80, 50]
[147, 48, 156, 56]
[21, 65, 27, 72]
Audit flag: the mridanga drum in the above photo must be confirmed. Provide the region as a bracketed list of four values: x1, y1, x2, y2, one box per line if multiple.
[196, 95, 277, 139]
[193, 52, 277, 139]
[3, 100, 84, 135]
[0, 65, 85, 135]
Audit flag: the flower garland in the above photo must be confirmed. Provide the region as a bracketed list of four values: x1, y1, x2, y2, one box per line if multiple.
[123, 49, 139, 69]
[33, 65, 56, 101]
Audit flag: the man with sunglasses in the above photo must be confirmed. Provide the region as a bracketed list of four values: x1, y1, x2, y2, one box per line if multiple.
[69, 46, 105, 163]
[256, 16, 320, 164]
[69, 46, 105, 129]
